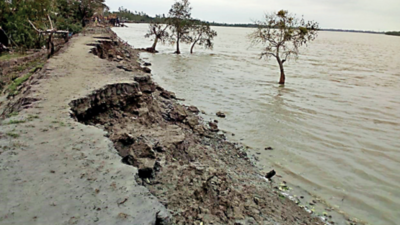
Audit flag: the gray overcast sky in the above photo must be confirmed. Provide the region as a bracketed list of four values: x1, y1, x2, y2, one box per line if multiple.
[105, 0, 400, 31]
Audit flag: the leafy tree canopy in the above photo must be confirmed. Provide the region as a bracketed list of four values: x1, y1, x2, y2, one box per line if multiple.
[249, 10, 319, 84]
[189, 22, 217, 53]
[0, 0, 108, 51]
[167, 0, 193, 54]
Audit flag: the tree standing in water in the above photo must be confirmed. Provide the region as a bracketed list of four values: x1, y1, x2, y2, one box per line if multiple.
[167, 0, 192, 54]
[250, 10, 318, 84]
[144, 21, 169, 53]
[189, 22, 217, 54]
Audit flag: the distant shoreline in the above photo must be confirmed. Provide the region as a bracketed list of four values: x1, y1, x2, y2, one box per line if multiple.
[124, 21, 388, 35]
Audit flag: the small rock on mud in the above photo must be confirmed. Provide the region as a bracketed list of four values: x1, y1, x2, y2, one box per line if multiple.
[216, 111, 226, 118]
[160, 90, 176, 99]
[187, 105, 200, 114]
[208, 121, 219, 132]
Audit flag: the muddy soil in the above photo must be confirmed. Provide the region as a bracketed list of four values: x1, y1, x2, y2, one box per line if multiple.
[0, 26, 327, 225]
[69, 30, 325, 225]
[0, 28, 169, 225]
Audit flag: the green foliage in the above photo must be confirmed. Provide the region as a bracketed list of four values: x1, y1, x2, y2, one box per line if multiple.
[57, 21, 83, 34]
[0, 0, 51, 50]
[111, 7, 162, 23]
[75, 0, 107, 27]
[0, 0, 108, 50]
[53, 0, 83, 33]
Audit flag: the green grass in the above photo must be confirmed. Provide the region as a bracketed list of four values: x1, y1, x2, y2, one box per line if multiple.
[6, 112, 19, 118]
[0, 58, 45, 93]
[6, 132, 20, 138]
[27, 114, 39, 121]
[7, 63, 44, 96]
[52, 120, 66, 127]
[0, 53, 25, 61]
[7, 73, 33, 95]
[6, 120, 26, 125]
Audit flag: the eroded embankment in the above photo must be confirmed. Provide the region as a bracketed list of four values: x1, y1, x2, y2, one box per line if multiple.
[69, 37, 324, 225]
[0, 27, 173, 225]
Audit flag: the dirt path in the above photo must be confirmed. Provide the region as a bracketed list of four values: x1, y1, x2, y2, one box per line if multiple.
[0, 33, 169, 225]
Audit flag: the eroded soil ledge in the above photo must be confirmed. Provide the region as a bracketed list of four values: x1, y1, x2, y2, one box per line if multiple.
[69, 33, 324, 225]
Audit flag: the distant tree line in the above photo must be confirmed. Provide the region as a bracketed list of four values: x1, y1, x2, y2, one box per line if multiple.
[108, 7, 395, 36]
[107, 7, 161, 23]
[320, 29, 383, 34]
[105, 8, 259, 28]
[208, 22, 258, 28]
[385, 31, 400, 36]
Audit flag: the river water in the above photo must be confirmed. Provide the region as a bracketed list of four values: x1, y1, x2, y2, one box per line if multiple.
[113, 24, 400, 225]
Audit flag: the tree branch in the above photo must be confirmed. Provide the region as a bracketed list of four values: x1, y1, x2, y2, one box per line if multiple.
[28, 20, 42, 33]
[48, 14, 54, 30]
[261, 52, 277, 58]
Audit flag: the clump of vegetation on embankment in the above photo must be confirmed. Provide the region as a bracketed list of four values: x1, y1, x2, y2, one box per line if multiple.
[7, 63, 44, 96]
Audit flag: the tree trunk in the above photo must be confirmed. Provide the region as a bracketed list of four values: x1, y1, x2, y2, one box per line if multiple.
[151, 37, 159, 51]
[278, 60, 285, 84]
[190, 40, 198, 54]
[175, 35, 181, 54]
[47, 33, 54, 59]
[80, 7, 87, 27]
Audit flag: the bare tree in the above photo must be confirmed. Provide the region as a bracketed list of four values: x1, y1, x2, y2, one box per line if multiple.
[189, 23, 217, 54]
[144, 21, 169, 53]
[250, 10, 319, 84]
[167, 0, 192, 54]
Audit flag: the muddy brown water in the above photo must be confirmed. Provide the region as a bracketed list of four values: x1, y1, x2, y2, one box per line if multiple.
[114, 24, 400, 225]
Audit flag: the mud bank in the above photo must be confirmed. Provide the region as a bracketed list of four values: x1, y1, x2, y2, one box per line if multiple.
[0, 26, 334, 225]
[0, 28, 169, 225]
[68, 29, 327, 225]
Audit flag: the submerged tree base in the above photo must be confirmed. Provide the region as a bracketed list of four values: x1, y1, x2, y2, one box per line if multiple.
[144, 47, 158, 53]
